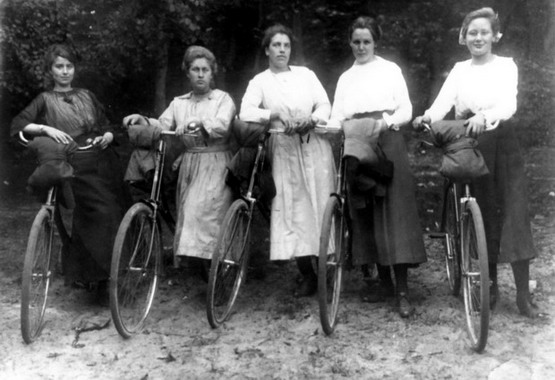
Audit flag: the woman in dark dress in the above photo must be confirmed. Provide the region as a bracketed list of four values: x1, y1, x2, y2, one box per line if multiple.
[330, 17, 426, 318]
[414, 8, 541, 317]
[11, 44, 130, 305]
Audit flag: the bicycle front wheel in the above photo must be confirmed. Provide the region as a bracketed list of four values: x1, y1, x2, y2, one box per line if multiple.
[207, 199, 251, 328]
[461, 200, 489, 352]
[442, 183, 461, 295]
[110, 202, 161, 338]
[21, 208, 56, 344]
[318, 195, 348, 335]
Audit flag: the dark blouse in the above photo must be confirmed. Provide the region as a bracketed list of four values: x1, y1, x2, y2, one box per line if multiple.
[11, 88, 110, 138]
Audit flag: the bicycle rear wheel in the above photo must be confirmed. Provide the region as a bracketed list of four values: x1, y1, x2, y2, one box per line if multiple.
[21, 208, 56, 344]
[110, 202, 161, 338]
[461, 200, 489, 352]
[318, 195, 348, 335]
[207, 199, 251, 328]
[441, 183, 462, 295]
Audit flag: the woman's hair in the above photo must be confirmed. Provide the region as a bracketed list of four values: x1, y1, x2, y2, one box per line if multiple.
[348, 16, 382, 43]
[43, 44, 77, 73]
[261, 24, 294, 49]
[459, 7, 502, 45]
[181, 45, 218, 75]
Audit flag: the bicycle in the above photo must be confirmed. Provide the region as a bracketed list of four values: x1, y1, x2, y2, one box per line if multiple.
[317, 128, 351, 335]
[206, 124, 336, 328]
[19, 131, 95, 344]
[420, 122, 490, 352]
[110, 126, 199, 338]
[206, 124, 276, 328]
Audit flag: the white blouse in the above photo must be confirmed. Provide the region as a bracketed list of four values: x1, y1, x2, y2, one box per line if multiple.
[239, 66, 330, 123]
[424, 56, 517, 130]
[330, 56, 412, 128]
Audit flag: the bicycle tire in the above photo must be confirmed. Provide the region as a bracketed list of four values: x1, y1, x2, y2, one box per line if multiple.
[21, 207, 55, 344]
[110, 202, 161, 338]
[441, 183, 462, 296]
[318, 195, 348, 335]
[461, 200, 490, 352]
[206, 199, 251, 328]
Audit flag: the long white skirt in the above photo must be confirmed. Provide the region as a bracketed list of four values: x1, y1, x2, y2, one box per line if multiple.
[269, 133, 336, 260]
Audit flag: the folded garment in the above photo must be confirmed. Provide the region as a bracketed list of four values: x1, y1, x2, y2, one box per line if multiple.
[27, 136, 78, 189]
[429, 120, 489, 182]
[128, 123, 162, 149]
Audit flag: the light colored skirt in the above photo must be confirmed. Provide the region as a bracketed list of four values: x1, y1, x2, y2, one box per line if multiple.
[269, 133, 336, 260]
[173, 150, 232, 259]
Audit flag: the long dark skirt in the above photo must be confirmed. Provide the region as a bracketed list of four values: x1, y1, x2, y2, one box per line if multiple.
[58, 147, 131, 283]
[348, 129, 426, 266]
[473, 122, 536, 263]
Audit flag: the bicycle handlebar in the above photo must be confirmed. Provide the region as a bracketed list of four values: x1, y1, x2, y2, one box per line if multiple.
[19, 131, 95, 150]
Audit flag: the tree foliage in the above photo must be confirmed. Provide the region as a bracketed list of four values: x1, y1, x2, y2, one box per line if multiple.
[1, 0, 553, 134]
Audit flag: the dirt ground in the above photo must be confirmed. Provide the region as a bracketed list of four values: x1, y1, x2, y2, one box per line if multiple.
[0, 133, 554, 380]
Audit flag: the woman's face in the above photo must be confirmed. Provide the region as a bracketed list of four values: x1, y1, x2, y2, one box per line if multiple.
[51, 56, 74, 90]
[187, 57, 213, 94]
[266, 33, 291, 72]
[350, 28, 375, 64]
[464, 17, 494, 58]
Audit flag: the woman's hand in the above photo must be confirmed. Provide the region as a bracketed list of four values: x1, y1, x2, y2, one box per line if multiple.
[91, 132, 113, 150]
[412, 115, 431, 130]
[122, 114, 148, 128]
[43, 126, 74, 145]
[293, 117, 315, 135]
[464, 114, 486, 138]
[176, 117, 202, 136]
[270, 112, 293, 134]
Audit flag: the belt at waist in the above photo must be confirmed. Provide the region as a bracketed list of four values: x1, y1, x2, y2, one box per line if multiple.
[351, 110, 393, 120]
[185, 144, 230, 153]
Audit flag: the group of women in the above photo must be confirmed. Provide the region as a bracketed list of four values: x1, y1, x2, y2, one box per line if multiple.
[11, 7, 540, 319]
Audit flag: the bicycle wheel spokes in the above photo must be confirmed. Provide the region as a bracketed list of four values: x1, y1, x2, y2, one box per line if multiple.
[461, 201, 489, 353]
[318, 196, 347, 335]
[21, 208, 55, 344]
[207, 199, 251, 328]
[442, 184, 461, 295]
[110, 203, 161, 338]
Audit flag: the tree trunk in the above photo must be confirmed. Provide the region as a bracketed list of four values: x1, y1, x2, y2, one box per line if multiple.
[292, 7, 305, 65]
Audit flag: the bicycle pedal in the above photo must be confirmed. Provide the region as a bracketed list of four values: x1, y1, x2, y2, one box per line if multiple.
[426, 232, 448, 239]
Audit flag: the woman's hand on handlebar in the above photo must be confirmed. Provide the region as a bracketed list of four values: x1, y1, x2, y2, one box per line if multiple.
[122, 114, 148, 128]
[412, 115, 431, 130]
[43, 126, 74, 145]
[464, 114, 486, 138]
[90, 132, 113, 150]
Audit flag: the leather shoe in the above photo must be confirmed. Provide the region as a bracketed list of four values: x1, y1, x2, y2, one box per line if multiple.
[397, 292, 414, 318]
[294, 275, 317, 298]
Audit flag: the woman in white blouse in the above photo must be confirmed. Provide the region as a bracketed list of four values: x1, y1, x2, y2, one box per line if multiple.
[240, 24, 336, 297]
[124, 46, 235, 274]
[413, 8, 539, 317]
[331, 16, 426, 318]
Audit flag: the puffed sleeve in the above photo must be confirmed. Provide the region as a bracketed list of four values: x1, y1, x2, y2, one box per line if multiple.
[86, 90, 112, 132]
[330, 74, 348, 124]
[153, 100, 178, 131]
[307, 69, 331, 121]
[386, 65, 412, 127]
[424, 64, 460, 123]
[239, 75, 272, 123]
[481, 58, 517, 125]
[10, 93, 46, 137]
[201, 91, 236, 138]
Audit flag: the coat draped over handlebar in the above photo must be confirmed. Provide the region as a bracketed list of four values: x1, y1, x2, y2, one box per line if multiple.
[428, 120, 489, 182]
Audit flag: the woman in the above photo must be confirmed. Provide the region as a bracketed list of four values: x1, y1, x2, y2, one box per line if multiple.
[11, 44, 131, 305]
[330, 16, 426, 318]
[413, 7, 540, 317]
[123, 46, 235, 269]
[239, 24, 336, 297]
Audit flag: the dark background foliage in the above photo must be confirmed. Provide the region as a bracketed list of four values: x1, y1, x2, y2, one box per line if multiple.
[0, 0, 554, 147]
